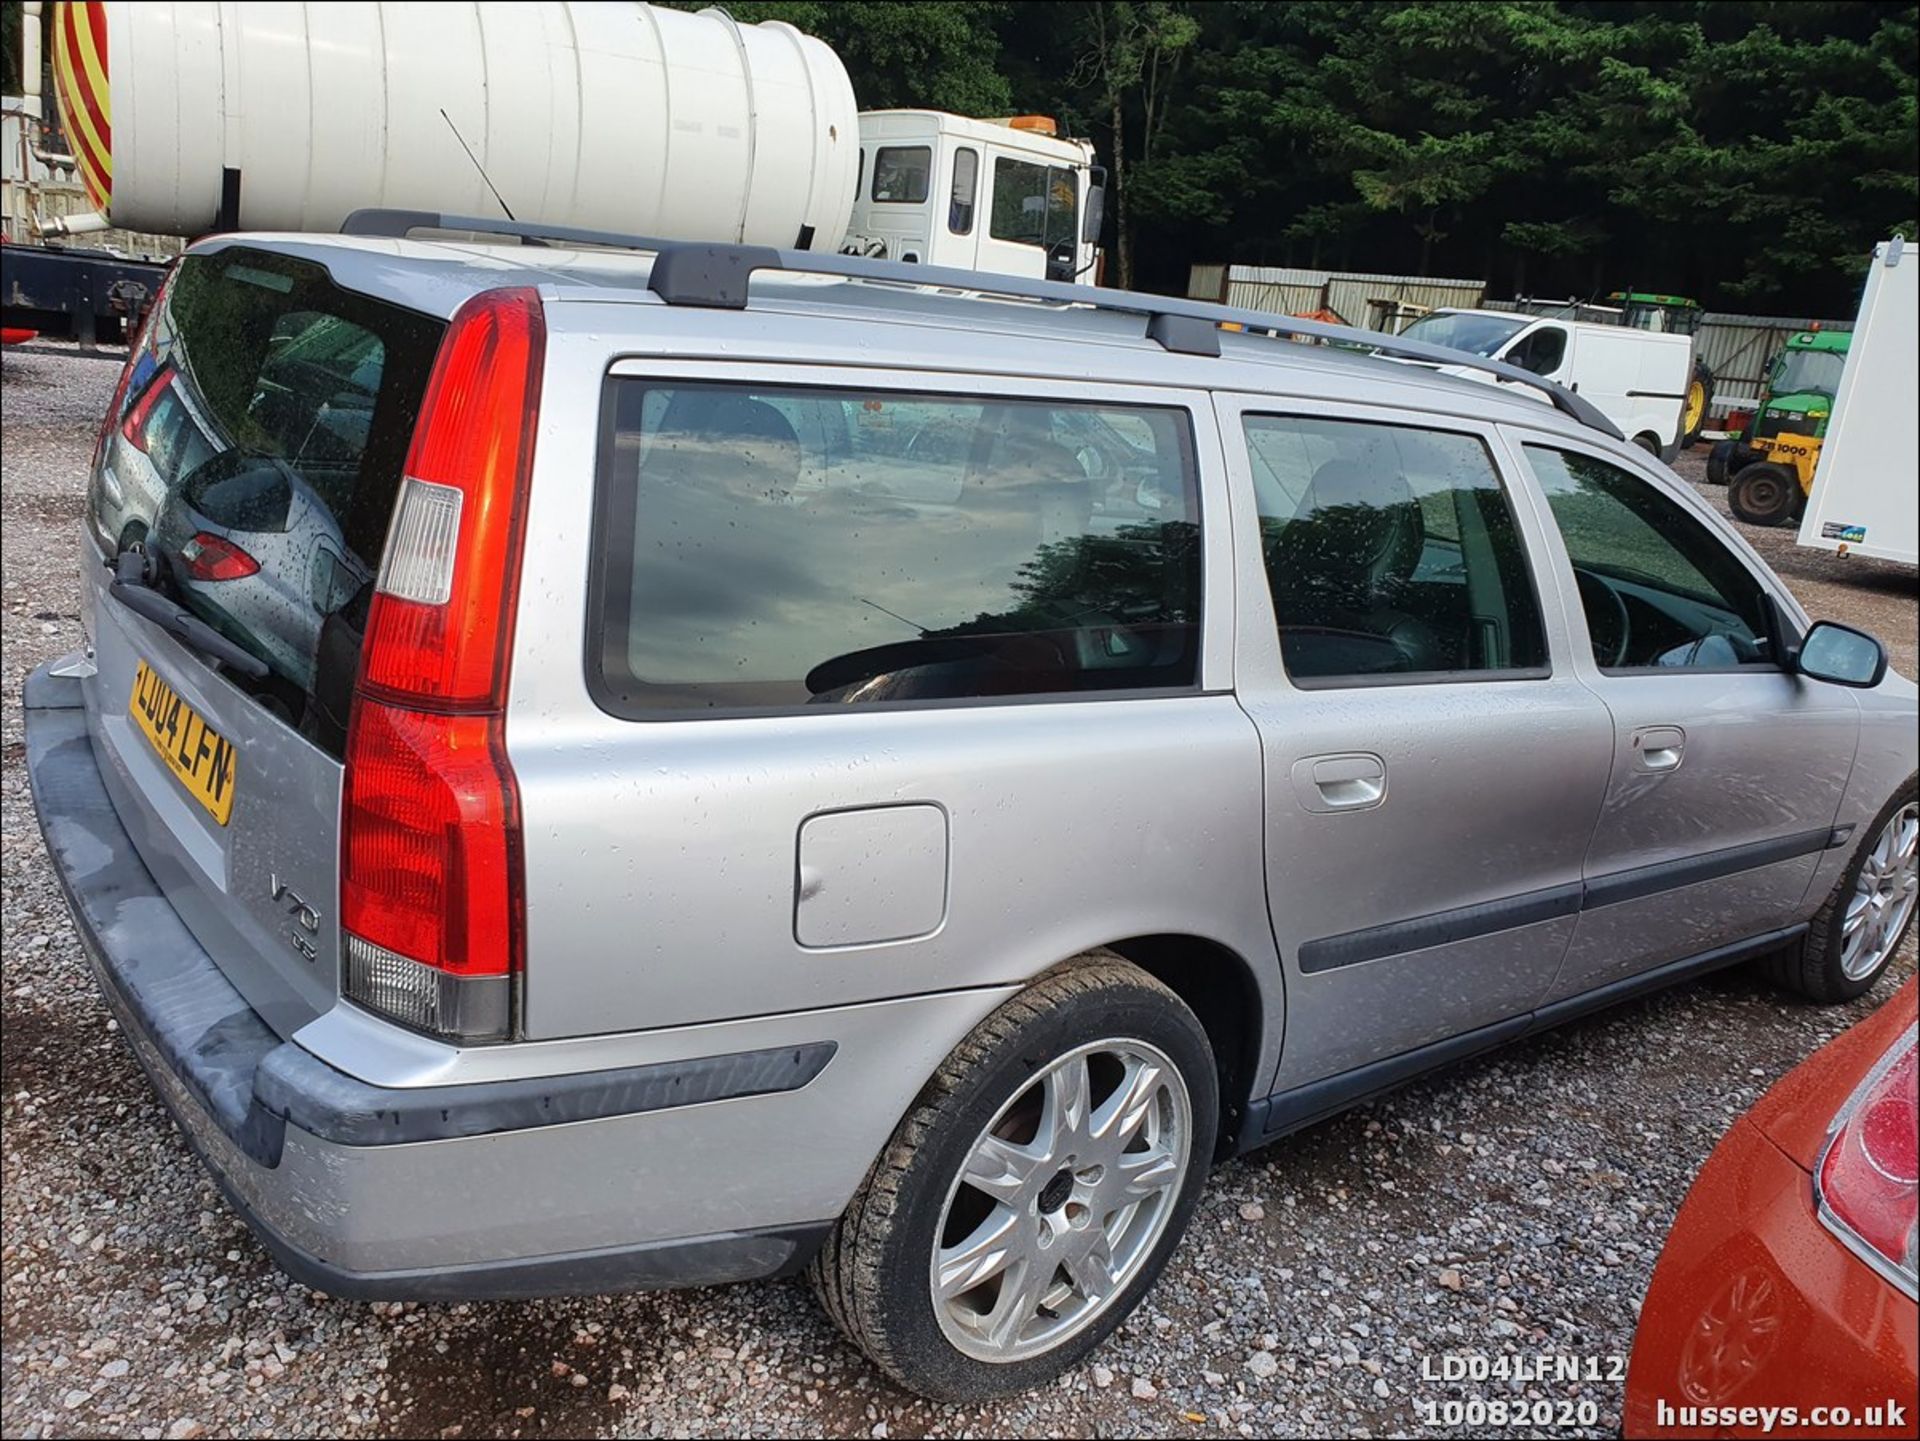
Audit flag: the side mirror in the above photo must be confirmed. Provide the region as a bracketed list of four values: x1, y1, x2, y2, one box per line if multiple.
[1797, 620, 1888, 688]
[1082, 169, 1107, 246]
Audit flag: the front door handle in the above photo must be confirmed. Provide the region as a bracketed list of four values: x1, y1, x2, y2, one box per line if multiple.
[1291, 753, 1388, 813]
[1632, 724, 1687, 773]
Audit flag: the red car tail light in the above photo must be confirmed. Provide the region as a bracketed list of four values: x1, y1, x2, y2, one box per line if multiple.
[179, 531, 258, 581]
[118, 366, 174, 453]
[1815, 1023, 1918, 1298]
[339, 287, 543, 1043]
[92, 265, 177, 477]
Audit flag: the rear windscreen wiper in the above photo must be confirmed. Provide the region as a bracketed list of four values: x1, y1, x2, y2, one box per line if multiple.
[105, 551, 270, 678]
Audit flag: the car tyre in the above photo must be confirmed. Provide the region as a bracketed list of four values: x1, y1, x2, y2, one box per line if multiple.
[1769, 779, 1919, 1002]
[809, 952, 1218, 1401]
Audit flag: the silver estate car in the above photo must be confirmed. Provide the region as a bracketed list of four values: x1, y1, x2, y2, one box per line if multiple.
[26, 215, 1918, 1401]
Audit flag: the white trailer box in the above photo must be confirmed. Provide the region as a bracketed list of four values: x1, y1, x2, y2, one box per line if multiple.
[1798, 240, 1919, 566]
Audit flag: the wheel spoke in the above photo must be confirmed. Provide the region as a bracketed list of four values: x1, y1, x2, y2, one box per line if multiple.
[1843, 894, 1873, 937]
[982, 1257, 1044, 1349]
[961, 1133, 1046, 1207]
[936, 1208, 1024, 1301]
[1041, 1053, 1093, 1153]
[1091, 1057, 1163, 1153]
[1116, 1144, 1181, 1200]
[1062, 1234, 1118, 1304]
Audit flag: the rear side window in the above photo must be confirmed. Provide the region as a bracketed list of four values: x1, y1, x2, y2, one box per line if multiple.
[590, 382, 1202, 714]
[1244, 415, 1546, 683]
[91, 248, 442, 755]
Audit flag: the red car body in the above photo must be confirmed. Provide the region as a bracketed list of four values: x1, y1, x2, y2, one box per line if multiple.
[1625, 977, 1919, 1438]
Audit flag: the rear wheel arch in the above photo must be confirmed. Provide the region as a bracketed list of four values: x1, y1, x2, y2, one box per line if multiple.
[1103, 934, 1270, 1157]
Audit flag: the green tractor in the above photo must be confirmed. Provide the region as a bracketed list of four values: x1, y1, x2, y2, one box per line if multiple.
[1606, 291, 1716, 447]
[1708, 328, 1852, 527]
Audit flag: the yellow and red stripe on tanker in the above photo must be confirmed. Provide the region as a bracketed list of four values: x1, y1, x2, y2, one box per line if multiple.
[52, 1, 112, 214]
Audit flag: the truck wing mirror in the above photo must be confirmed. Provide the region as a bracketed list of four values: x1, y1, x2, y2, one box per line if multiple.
[1082, 168, 1107, 246]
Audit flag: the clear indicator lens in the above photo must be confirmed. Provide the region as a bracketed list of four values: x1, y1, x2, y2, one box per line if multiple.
[377, 476, 464, 605]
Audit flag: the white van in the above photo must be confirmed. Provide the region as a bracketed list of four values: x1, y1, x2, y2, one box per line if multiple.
[1398, 309, 1692, 459]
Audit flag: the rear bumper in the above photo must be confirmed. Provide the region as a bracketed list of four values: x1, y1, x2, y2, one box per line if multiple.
[24, 656, 1003, 1297]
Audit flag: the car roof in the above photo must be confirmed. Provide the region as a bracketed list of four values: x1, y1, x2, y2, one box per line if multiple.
[192, 232, 1600, 443]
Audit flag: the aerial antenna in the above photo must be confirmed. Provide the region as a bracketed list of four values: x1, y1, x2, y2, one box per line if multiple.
[440, 108, 516, 222]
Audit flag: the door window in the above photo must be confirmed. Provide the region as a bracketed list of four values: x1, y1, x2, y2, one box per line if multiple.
[1505, 326, 1567, 376]
[1525, 445, 1775, 670]
[948, 148, 978, 235]
[1245, 416, 1546, 682]
[990, 159, 1078, 248]
[591, 383, 1202, 714]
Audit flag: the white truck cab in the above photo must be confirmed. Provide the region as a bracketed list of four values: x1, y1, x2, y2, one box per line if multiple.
[1400, 308, 1692, 459]
[846, 111, 1105, 283]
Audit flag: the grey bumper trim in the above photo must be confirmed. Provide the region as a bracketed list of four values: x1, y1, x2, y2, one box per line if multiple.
[24, 657, 835, 1173]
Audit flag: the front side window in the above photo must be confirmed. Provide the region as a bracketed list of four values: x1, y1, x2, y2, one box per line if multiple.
[1505, 326, 1567, 376]
[949, 148, 979, 235]
[592, 383, 1202, 713]
[871, 146, 931, 204]
[990, 159, 1078, 248]
[1524, 445, 1774, 670]
[1245, 416, 1546, 683]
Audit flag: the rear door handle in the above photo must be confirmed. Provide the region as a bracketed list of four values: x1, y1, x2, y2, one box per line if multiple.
[1632, 724, 1686, 773]
[1291, 753, 1387, 813]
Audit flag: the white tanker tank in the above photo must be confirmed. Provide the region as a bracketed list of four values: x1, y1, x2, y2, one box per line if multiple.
[47, 0, 860, 250]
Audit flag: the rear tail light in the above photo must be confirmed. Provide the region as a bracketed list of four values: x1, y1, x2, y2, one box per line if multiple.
[180, 531, 259, 581]
[119, 366, 174, 453]
[339, 287, 543, 1042]
[1815, 1024, 1918, 1298]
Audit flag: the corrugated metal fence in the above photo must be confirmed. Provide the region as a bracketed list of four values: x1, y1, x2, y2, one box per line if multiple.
[1187, 265, 1486, 331]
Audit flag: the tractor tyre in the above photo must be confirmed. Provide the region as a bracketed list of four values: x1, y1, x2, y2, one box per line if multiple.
[1705, 439, 1751, 486]
[1728, 462, 1800, 528]
[1683, 360, 1714, 448]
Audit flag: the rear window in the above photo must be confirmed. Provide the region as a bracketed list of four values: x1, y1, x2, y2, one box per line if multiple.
[589, 382, 1202, 715]
[92, 248, 442, 755]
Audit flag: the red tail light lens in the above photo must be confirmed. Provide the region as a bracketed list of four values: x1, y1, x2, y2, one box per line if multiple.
[339, 287, 543, 1042]
[1816, 1026, 1918, 1297]
[179, 531, 258, 581]
[119, 366, 174, 452]
[93, 263, 177, 476]
[360, 287, 544, 710]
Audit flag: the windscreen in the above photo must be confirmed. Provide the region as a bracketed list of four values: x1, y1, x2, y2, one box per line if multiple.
[90, 248, 443, 756]
[1398, 312, 1528, 357]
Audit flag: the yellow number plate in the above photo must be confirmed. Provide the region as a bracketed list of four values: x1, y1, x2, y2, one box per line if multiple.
[129, 659, 239, 826]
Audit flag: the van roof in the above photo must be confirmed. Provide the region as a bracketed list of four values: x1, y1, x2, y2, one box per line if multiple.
[193, 232, 1601, 444]
[1432, 306, 1691, 344]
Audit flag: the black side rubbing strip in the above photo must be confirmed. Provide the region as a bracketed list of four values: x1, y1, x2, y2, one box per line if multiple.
[1298, 882, 1583, 974]
[253, 1041, 837, 1149]
[1297, 830, 1834, 974]
[1581, 828, 1832, 911]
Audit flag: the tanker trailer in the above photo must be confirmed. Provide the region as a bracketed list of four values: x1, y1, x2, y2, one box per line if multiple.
[44, 0, 860, 249]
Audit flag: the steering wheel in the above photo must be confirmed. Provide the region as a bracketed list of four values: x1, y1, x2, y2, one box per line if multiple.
[1575, 568, 1632, 667]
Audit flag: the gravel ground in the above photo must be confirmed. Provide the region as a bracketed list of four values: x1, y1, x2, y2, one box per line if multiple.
[3, 343, 1915, 1441]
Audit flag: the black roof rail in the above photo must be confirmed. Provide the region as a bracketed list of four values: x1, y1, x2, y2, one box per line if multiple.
[340, 208, 1621, 439]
